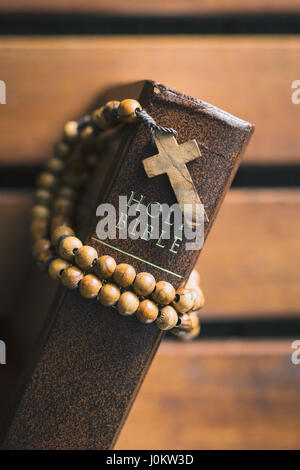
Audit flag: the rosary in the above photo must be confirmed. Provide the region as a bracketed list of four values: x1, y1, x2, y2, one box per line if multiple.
[30, 98, 205, 339]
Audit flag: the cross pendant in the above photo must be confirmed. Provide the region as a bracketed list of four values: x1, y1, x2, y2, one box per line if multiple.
[143, 132, 205, 227]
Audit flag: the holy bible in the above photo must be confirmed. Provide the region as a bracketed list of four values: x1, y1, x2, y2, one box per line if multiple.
[0, 81, 254, 449]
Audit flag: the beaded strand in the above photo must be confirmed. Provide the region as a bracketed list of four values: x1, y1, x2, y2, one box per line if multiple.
[31, 99, 205, 336]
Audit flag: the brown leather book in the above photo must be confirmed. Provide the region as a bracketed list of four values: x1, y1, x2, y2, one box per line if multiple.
[0, 80, 254, 449]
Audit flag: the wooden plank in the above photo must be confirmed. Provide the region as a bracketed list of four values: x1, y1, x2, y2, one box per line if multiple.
[0, 191, 33, 317]
[199, 188, 300, 318]
[0, 37, 300, 164]
[116, 340, 300, 450]
[1, 188, 299, 320]
[0, 0, 299, 14]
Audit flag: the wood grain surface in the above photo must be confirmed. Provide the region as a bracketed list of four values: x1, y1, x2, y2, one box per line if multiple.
[200, 188, 300, 319]
[0, 0, 299, 14]
[1, 188, 299, 320]
[0, 191, 32, 317]
[0, 37, 300, 164]
[116, 340, 300, 450]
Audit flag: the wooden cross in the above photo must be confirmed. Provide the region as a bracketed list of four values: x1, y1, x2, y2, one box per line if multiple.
[143, 132, 205, 226]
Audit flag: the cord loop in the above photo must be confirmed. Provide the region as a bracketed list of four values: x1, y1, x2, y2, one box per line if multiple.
[136, 108, 178, 142]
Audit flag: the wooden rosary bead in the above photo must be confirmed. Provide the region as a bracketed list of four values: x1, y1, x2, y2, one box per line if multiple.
[152, 281, 175, 305]
[36, 172, 58, 190]
[51, 225, 75, 247]
[172, 313, 200, 340]
[31, 204, 50, 220]
[80, 125, 95, 141]
[56, 186, 76, 200]
[104, 100, 120, 123]
[133, 272, 156, 297]
[181, 325, 201, 341]
[32, 238, 51, 260]
[30, 219, 48, 240]
[186, 268, 201, 289]
[177, 311, 199, 331]
[172, 324, 200, 340]
[156, 306, 178, 330]
[35, 188, 52, 206]
[117, 99, 142, 123]
[63, 121, 79, 143]
[98, 282, 120, 307]
[176, 313, 192, 331]
[75, 245, 98, 270]
[91, 106, 106, 129]
[48, 258, 70, 280]
[37, 248, 54, 268]
[94, 255, 116, 279]
[45, 157, 65, 174]
[54, 141, 72, 158]
[58, 236, 83, 261]
[53, 197, 74, 216]
[172, 288, 195, 313]
[32, 238, 54, 267]
[113, 263, 136, 288]
[189, 311, 200, 330]
[190, 286, 205, 311]
[185, 269, 204, 310]
[79, 274, 102, 299]
[61, 265, 83, 289]
[136, 299, 159, 324]
[51, 215, 73, 232]
[117, 291, 139, 316]
[92, 101, 119, 129]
